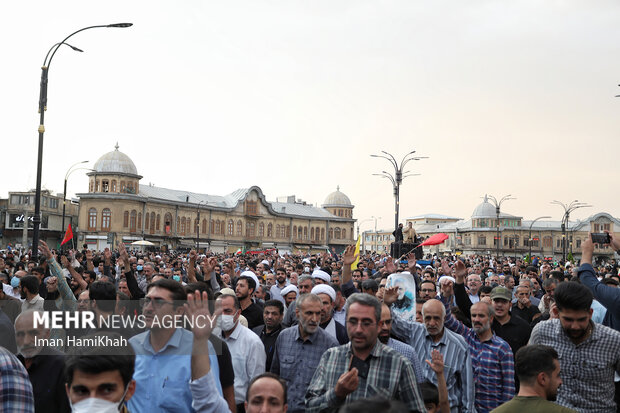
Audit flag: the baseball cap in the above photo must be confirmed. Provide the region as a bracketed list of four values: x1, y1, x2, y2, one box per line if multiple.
[490, 286, 512, 301]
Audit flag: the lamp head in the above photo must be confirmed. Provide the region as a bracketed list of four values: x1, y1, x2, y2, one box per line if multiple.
[107, 23, 133, 28]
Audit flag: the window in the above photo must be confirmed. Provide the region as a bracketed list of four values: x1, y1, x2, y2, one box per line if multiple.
[293, 226, 298, 239]
[120, 181, 126, 192]
[478, 235, 486, 246]
[286, 226, 290, 238]
[101, 209, 111, 230]
[268, 223, 273, 238]
[123, 211, 129, 228]
[195, 218, 199, 233]
[245, 200, 258, 215]
[604, 223, 611, 231]
[237, 220, 243, 236]
[556, 238, 561, 248]
[246, 221, 255, 237]
[181, 217, 186, 235]
[228, 220, 234, 236]
[298, 227, 303, 239]
[145, 213, 150, 230]
[202, 219, 207, 234]
[342, 229, 347, 239]
[214, 220, 220, 235]
[576, 239, 582, 248]
[89, 181, 94, 192]
[310, 227, 315, 240]
[543, 236, 552, 248]
[95, 181, 100, 192]
[138, 213, 142, 230]
[321, 228, 325, 241]
[150, 212, 156, 234]
[259, 222, 265, 237]
[220, 220, 225, 235]
[49, 198, 58, 209]
[130, 210, 137, 233]
[111, 180, 117, 192]
[156, 214, 161, 231]
[464, 235, 471, 246]
[102, 180, 109, 192]
[88, 208, 97, 230]
[165, 213, 172, 234]
[334, 228, 341, 239]
[315, 227, 320, 241]
[329, 228, 334, 239]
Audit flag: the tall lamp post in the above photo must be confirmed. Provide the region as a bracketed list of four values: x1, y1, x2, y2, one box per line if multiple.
[31, 23, 132, 260]
[551, 200, 591, 262]
[196, 200, 206, 252]
[61, 161, 91, 248]
[371, 150, 427, 231]
[528, 216, 551, 261]
[487, 194, 515, 260]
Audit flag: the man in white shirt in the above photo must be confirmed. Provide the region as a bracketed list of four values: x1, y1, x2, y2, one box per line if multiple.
[217, 293, 266, 413]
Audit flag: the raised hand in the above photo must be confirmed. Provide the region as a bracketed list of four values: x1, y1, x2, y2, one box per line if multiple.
[342, 245, 358, 267]
[441, 259, 451, 276]
[454, 260, 467, 284]
[335, 367, 359, 399]
[38, 240, 53, 260]
[425, 349, 445, 376]
[406, 253, 417, 274]
[383, 286, 399, 305]
[185, 290, 220, 341]
[385, 257, 397, 275]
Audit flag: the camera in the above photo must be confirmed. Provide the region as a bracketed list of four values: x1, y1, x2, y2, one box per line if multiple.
[591, 233, 611, 244]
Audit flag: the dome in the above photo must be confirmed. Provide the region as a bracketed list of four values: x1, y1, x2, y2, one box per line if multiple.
[323, 186, 352, 207]
[471, 195, 497, 218]
[93, 144, 139, 176]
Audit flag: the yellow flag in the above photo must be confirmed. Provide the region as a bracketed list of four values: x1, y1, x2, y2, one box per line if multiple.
[351, 235, 361, 270]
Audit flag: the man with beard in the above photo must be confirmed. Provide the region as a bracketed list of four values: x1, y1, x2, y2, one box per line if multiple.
[491, 345, 577, 413]
[282, 275, 314, 327]
[311, 284, 348, 345]
[271, 294, 338, 413]
[529, 281, 620, 412]
[253, 299, 284, 371]
[305, 293, 425, 413]
[438, 292, 514, 413]
[19, 276, 44, 312]
[270, 267, 289, 304]
[236, 274, 264, 330]
[15, 310, 69, 412]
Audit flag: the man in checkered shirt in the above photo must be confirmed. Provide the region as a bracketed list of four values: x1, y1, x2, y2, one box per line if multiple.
[529, 281, 620, 412]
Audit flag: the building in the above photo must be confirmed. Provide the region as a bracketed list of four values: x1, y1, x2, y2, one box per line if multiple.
[0, 189, 79, 249]
[362, 229, 394, 253]
[76, 145, 356, 253]
[409, 195, 620, 261]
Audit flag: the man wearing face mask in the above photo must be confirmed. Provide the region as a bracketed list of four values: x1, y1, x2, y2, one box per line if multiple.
[217, 293, 266, 413]
[15, 310, 70, 413]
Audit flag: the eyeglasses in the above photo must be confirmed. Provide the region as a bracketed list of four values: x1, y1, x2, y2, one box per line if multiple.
[347, 319, 376, 328]
[142, 296, 174, 309]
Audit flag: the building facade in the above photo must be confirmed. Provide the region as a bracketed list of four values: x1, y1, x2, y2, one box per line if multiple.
[408, 195, 620, 261]
[0, 190, 79, 249]
[76, 145, 356, 253]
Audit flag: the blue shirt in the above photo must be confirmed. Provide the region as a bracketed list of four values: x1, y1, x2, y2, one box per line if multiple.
[271, 325, 338, 411]
[386, 338, 425, 384]
[129, 328, 222, 413]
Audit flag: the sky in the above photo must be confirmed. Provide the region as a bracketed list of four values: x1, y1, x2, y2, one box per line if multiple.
[2, 0, 620, 233]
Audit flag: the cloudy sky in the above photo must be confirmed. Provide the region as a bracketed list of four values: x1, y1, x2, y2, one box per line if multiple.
[3, 0, 620, 232]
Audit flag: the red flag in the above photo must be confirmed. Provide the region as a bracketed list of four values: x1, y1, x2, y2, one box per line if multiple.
[419, 233, 449, 247]
[61, 224, 73, 246]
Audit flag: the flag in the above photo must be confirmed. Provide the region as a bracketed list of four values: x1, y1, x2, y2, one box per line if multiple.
[61, 224, 73, 246]
[419, 233, 449, 247]
[351, 236, 361, 269]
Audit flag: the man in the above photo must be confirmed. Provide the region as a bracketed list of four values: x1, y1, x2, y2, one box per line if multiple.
[245, 373, 288, 413]
[0, 278, 21, 323]
[404, 222, 417, 244]
[538, 278, 558, 314]
[305, 293, 425, 413]
[529, 281, 620, 412]
[281, 285, 298, 309]
[15, 310, 69, 413]
[282, 275, 314, 327]
[312, 269, 331, 285]
[128, 279, 223, 412]
[486, 273, 500, 287]
[331, 284, 346, 326]
[431, 272, 515, 413]
[377, 304, 425, 384]
[419, 280, 438, 301]
[20, 275, 44, 312]
[512, 284, 541, 324]
[491, 345, 577, 413]
[0, 346, 34, 412]
[265, 273, 276, 288]
[236, 275, 264, 330]
[361, 279, 378, 297]
[392, 223, 404, 243]
[270, 267, 289, 304]
[252, 299, 284, 371]
[466, 274, 482, 304]
[217, 293, 266, 413]
[271, 294, 338, 413]
[385, 294, 475, 413]
[311, 284, 348, 344]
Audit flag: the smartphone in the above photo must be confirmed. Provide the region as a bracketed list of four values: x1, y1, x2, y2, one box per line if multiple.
[591, 233, 611, 244]
[349, 356, 369, 379]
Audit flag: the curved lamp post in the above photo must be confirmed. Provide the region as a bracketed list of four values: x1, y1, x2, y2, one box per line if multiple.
[61, 161, 91, 248]
[371, 150, 427, 231]
[487, 194, 515, 260]
[31, 23, 132, 259]
[551, 200, 591, 262]
[528, 216, 551, 261]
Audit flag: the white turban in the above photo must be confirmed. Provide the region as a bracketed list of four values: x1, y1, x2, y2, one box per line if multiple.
[240, 270, 260, 289]
[311, 284, 336, 302]
[281, 285, 298, 297]
[312, 269, 331, 283]
[260, 259, 270, 266]
[439, 275, 456, 285]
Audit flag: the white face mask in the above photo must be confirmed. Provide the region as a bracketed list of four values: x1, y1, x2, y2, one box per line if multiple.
[70, 385, 129, 413]
[219, 314, 236, 331]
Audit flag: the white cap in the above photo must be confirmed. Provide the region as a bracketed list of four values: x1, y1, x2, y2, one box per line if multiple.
[240, 270, 260, 289]
[312, 269, 331, 283]
[311, 284, 336, 302]
[281, 285, 298, 297]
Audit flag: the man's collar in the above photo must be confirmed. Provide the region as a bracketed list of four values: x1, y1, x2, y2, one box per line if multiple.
[295, 324, 320, 343]
[144, 328, 183, 354]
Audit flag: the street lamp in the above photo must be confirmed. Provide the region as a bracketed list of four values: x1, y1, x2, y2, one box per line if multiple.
[371, 150, 427, 231]
[528, 216, 551, 261]
[551, 200, 591, 262]
[487, 194, 515, 260]
[196, 200, 206, 252]
[61, 161, 91, 248]
[31, 23, 133, 259]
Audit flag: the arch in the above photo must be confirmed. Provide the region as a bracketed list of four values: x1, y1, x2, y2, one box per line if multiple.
[101, 208, 111, 231]
[130, 210, 137, 233]
[236, 220, 243, 237]
[210, 220, 215, 234]
[102, 180, 109, 193]
[145, 213, 150, 230]
[228, 220, 234, 236]
[215, 219, 221, 235]
[259, 222, 265, 237]
[220, 220, 225, 235]
[164, 213, 172, 234]
[202, 219, 207, 234]
[123, 211, 129, 228]
[268, 223, 273, 238]
[310, 227, 315, 240]
[293, 226, 297, 239]
[329, 228, 334, 239]
[286, 225, 291, 238]
[342, 229, 346, 239]
[150, 212, 156, 234]
[276, 224, 281, 238]
[111, 180, 117, 192]
[88, 208, 97, 230]
[334, 227, 341, 239]
[156, 214, 161, 231]
[137, 213, 142, 230]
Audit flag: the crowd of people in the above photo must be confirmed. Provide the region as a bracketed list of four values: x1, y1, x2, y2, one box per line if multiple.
[0, 229, 619, 412]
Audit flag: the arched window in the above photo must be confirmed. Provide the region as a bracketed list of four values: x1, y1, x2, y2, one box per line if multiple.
[202, 219, 207, 234]
[176, 217, 180, 234]
[293, 226, 297, 239]
[259, 222, 265, 237]
[120, 181, 126, 192]
[181, 217, 186, 235]
[210, 220, 215, 234]
[543, 236, 553, 248]
[150, 212, 155, 234]
[111, 180, 117, 192]
[215, 220, 221, 235]
[228, 220, 234, 236]
[310, 227, 315, 240]
[219, 221, 225, 235]
[156, 214, 161, 231]
[95, 181, 100, 192]
[89, 181, 94, 192]
[236, 220, 243, 236]
[342, 229, 346, 239]
[137, 213, 142, 230]
[304, 227, 308, 240]
[246, 221, 255, 238]
[321, 228, 325, 241]
[315, 227, 320, 241]
[101, 209, 111, 230]
[123, 211, 129, 228]
[88, 208, 97, 230]
[268, 223, 273, 238]
[102, 180, 109, 193]
[298, 227, 303, 239]
[165, 213, 172, 234]
[286, 226, 291, 238]
[130, 210, 137, 233]
[145, 213, 150, 230]
[334, 228, 341, 239]
[329, 228, 334, 240]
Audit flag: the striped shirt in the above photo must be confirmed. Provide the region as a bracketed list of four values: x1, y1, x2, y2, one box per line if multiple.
[271, 325, 339, 412]
[529, 319, 620, 412]
[304, 341, 426, 413]
[386, 338, 425, 384]
[442, 298, 515, 413]
[391, 312, 476, 413]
